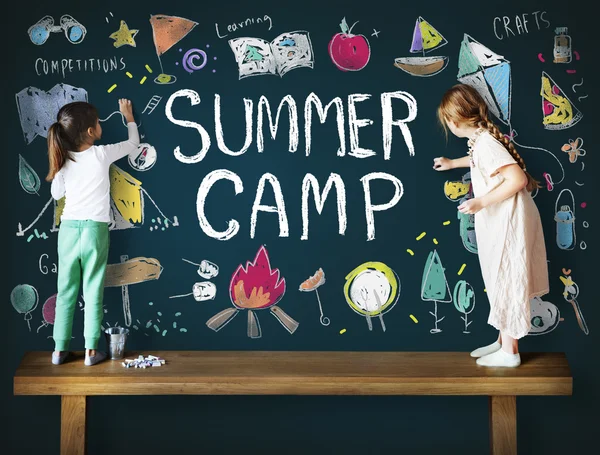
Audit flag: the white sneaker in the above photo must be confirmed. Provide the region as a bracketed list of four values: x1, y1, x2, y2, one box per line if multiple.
[470, 341, 501, 358]
[84, 351, 107, 366]
[476, 349, 521, 367]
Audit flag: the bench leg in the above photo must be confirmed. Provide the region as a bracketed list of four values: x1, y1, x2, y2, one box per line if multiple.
[489, 395, 517, 455]
[61, 395, 87, 455]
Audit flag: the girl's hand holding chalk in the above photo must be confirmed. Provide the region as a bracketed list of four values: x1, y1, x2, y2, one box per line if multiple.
[119, 99, 134, 124]
[458, 197, 484, 215]
[433, 157, 453, 171]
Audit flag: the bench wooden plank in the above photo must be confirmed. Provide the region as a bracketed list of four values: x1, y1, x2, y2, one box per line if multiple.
[14, 351, 572, 396]
[61, 395, 86, 455]
[489, 396, 517, 455]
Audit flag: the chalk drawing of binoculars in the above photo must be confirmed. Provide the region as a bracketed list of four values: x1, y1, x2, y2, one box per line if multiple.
[28, 15, 87, 45]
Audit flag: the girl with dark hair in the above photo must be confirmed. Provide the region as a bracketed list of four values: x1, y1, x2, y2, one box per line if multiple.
[47, 99, 139, 366]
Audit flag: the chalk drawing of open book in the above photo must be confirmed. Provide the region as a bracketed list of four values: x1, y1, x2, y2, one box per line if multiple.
[16, 164, 178, 237]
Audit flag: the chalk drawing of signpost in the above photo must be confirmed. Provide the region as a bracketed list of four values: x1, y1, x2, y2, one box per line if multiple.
[104, 255, 163, 327]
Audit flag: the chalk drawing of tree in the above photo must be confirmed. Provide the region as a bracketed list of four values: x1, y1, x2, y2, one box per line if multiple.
[453, 280, 476, 334]
[421, 250, 452, 334]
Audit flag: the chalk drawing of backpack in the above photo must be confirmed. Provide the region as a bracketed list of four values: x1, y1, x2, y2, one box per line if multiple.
[444, 171, 477, 254]
[554, 188, 576, 250]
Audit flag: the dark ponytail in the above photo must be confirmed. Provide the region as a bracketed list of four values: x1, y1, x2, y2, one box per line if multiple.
[46, 102, 99, 181]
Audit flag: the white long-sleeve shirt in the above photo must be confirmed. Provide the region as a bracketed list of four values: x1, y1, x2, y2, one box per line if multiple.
[51, 122, 140, 222]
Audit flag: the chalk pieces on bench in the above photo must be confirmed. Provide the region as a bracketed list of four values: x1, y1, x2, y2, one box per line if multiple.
[122, 354, 166, 368]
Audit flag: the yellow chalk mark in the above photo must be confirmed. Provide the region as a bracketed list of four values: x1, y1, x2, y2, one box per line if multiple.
[444, 181, 470, 200]
[140, 76, 147, 84]
[125, 72, 133, 78]
[54, 197, 65, 227]
[107, 84, 117, 93]
[145, 64, 153, 73]
[339, 329, 347, 334]
[458, 264, 467, 275]
[433, 238, 438, 245]
[109, 165, 142, 223]
[559, 276, 574, 287]
[416, 232, 426, 241]
[420, 19, 444, 50]
[409, 314, 418, 323]
[443, 221, 451, 225]
[406, 249, 415, 256]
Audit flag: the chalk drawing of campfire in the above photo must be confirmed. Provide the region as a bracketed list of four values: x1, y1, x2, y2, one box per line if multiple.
[206, 246, 299, 338]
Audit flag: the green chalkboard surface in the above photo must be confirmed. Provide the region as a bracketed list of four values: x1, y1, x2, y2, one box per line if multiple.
[4, 0, 597, 453]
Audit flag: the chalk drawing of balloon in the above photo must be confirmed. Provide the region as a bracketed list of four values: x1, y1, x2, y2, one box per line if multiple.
[11, 284, 39, 331]
[37, 293, 57, 333]
[528, 296, 561, 336]
[343, 262, 400, 332]
[128, 143, 157, 172]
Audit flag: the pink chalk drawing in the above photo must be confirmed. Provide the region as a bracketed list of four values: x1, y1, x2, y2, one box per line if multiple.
[328, 17, 371, 71]
[206, 246, 298, 338]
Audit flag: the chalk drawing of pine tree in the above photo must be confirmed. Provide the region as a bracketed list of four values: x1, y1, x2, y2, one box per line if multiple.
[421, 250, 452, 334]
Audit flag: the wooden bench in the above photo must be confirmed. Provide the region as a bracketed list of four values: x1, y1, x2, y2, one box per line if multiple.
[14, 351, 572, 455]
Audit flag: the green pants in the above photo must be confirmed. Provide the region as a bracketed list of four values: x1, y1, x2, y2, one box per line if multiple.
[53, 220, 109, 351]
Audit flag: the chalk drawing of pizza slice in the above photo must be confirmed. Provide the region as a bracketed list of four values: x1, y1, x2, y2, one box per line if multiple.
[541, 71, 583, 130]
[15, 164, 177, 237]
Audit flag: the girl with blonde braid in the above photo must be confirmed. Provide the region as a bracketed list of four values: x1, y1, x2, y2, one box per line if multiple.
[433, 84, 549, 367]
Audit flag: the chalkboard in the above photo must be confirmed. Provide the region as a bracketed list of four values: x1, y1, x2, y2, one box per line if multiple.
[4, 0, 597, 453]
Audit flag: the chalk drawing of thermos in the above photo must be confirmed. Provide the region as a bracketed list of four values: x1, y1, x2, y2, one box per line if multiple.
[554, 189, 576, 250]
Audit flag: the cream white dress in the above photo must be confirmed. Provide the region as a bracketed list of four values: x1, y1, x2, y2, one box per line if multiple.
[469, 129, 549, 339]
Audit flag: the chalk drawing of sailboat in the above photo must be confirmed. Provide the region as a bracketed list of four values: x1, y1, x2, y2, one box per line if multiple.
[394, 16, 448, 77]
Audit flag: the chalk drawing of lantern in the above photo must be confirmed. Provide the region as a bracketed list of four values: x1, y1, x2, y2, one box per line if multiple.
[554, 188, 576, 250]
[16, 165, 177, 237]
[444, 172, 477, 254]
[206, 246, 299, 338]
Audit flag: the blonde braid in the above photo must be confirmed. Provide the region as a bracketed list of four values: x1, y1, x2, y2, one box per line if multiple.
[478, 119, 541, 192]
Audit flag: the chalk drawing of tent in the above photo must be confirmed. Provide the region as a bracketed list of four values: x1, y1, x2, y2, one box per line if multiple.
[16, 165, 176, 237]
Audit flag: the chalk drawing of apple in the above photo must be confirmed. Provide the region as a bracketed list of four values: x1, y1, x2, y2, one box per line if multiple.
[328, 17, 371, 71]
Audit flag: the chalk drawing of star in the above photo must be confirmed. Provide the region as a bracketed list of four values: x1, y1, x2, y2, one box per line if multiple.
[109, 20, 139, 48]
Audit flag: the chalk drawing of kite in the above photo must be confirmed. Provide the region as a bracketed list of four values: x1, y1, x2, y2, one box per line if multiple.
[457, 34, 511, 125]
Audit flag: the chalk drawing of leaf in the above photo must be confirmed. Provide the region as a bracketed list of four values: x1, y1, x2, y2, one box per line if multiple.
[19, 155, 40, 195]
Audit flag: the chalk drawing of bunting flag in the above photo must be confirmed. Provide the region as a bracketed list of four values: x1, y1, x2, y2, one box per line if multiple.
[15, 83, 88, 144]
[457, 34, 511, 126]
